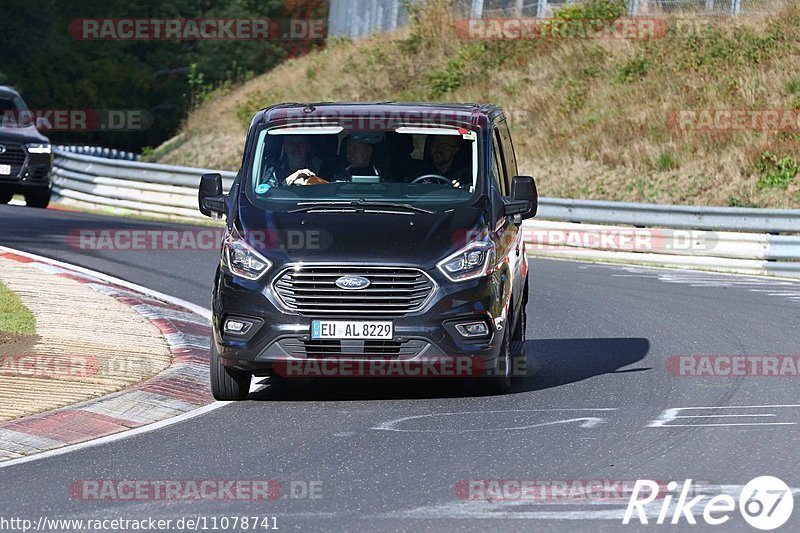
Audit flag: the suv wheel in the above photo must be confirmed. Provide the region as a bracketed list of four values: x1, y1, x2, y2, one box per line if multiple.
[0, 191, 12, 204]
[210, 343, 252, 400]
[25, 189, 51, 209]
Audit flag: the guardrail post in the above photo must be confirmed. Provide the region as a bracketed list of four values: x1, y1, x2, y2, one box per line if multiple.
[730, 0, 741, 15]
[387, 0, 399, 30]
[628, 0, 641, 16]
[536, 0, 548, 18]
[471, 0, 484, 18]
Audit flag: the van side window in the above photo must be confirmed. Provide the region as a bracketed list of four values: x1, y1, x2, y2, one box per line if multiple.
[498, 120, 517, 178]
[492, 127, 509, 195]
[491, 147, 503, 196]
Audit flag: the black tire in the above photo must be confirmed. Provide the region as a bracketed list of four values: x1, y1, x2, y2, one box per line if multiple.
[210, 343, 251, 401]
[511, 295, 527, 358]
[512, 299, 525, 340]
[25, 189, 51, 209]
[0, 191, 12, 204]
[512, 278, 531, 375]
[480, 330, 512, 395]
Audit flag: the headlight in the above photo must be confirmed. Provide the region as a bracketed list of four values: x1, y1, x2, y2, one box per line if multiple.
[25, 143, 51, 154]
[437, 240, 495, 282]
[222, 234, 271, 280]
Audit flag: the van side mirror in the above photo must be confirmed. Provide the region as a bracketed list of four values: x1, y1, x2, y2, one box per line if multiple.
[35, 117, 52, 130]
[504, 175, 538, 221]
[199, 173, 226, 219]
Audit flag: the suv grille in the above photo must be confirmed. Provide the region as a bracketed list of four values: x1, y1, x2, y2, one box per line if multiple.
[273, 265, 435, 315]
[0, 143, 26, 177]
[278, 338, 429, 359]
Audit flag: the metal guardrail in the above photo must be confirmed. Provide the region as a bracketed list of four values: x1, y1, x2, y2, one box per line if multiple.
[521, 219, 799, 278]
[55, 145, 141, 161]
[328, 0, 407, 39]
[52, 149, 235, 220]
[51, 148, 800, 277]
[537, 198, 800, 233]
[327, 0, 786, 41]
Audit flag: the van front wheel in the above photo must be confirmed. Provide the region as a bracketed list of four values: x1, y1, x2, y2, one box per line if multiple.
[480, 331, 512, 396]
[210, 343, 251, 400]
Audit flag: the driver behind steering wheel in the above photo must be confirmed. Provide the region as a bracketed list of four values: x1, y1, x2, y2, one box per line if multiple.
[419, 136, 470, 188]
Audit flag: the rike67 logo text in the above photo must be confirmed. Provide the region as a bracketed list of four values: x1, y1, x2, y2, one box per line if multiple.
[624, 477, 793, 530]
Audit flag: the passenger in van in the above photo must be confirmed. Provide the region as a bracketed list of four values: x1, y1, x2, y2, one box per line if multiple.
[331, 135, 381, 181]
[262, 135, 332, 186]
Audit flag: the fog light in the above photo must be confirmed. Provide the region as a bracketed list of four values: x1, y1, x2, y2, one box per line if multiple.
[224, 319, 252, 335]
[455, 321, 490, 338]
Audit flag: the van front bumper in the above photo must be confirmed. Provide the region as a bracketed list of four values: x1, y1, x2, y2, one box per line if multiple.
[212, 268, 509, 378]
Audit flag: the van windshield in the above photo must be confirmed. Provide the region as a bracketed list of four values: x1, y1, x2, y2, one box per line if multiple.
[245, 126, 480, 212]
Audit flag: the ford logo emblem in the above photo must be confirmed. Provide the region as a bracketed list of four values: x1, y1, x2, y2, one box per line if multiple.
[335, 275, 371, 290]
[0, 145, 5, 154]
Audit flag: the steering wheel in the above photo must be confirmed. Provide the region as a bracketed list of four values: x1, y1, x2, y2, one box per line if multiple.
[411, 174, 451, 185]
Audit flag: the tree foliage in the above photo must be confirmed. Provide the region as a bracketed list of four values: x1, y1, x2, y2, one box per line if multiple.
[0, 0, 327, 151]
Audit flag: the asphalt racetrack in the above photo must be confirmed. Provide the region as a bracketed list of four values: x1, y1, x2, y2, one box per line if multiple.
[1, 204, 798, 532]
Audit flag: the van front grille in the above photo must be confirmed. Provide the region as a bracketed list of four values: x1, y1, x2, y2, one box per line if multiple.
[273, 265, 435, 316]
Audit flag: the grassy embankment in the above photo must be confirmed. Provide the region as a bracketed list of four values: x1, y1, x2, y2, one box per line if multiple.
[151, 0, 800, 208]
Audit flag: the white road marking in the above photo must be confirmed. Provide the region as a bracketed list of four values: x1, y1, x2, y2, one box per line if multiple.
[595, 263, 800, 305]
[373, 409, 616, 432]
[649, 405, 800, 428]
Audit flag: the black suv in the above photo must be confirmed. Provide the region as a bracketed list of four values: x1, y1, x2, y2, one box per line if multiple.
[199, 102, 537, 399]
[0, 86, 53, 208]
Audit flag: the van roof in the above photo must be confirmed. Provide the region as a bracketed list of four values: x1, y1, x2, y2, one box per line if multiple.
[255, 102, 504, 129]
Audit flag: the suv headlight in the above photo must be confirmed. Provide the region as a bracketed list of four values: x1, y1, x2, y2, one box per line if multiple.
[437, 240, 495, 282]
[25, 143, 51, 154]
[222, 234, 271, 280]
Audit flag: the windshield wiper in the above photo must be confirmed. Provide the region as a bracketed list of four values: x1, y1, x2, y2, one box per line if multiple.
[289, 200, 434, 214]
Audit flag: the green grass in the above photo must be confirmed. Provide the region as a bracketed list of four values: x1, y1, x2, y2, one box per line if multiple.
[754, 151, 799, 190]
[0, 282, 36, 336]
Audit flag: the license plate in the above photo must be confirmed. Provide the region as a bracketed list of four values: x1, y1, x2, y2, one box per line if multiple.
[0, 165, 10, 175]
[311, 320, 393, 340]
